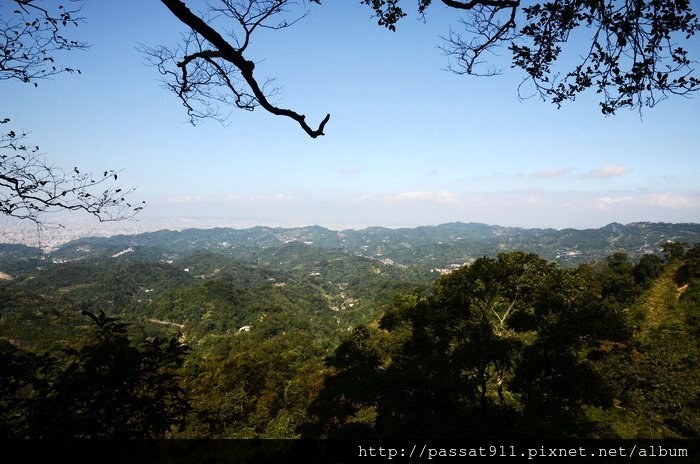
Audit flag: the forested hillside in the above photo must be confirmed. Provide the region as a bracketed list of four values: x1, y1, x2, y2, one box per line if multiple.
[0, 225, 698, 438]
[4, 222, 699, 273]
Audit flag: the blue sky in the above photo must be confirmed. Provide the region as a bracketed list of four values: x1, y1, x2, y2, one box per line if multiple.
[2, 0, 699, 229]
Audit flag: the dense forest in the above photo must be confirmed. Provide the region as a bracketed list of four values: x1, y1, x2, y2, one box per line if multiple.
[2, 0, 699, 447]
[0, 224, 698, 439]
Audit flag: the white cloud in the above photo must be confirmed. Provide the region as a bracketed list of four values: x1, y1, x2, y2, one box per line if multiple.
[267, 193, 296, 202]
[594, 196, 636, 210]
[167, 195, 205, 204]
[641, 193, 698, 209]
[582, 165, 631, 179]
[224, 193, 296, 203]
[338, 167, 364, 178]
[349, 194, 373, 203]
[389, 190, 459, 204]
[533, 168, 572, 179]
[169, 194, 296, 204]
[595, 193, 698, 210]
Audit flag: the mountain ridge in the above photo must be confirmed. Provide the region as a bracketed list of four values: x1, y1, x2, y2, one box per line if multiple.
[2, 222, 698, 278]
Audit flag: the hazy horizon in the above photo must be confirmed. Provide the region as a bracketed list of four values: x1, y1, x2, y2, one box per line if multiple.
[2, 213, 698, 238]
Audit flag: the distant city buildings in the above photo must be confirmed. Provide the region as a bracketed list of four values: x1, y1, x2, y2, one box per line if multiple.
[0, 222, 156, 251]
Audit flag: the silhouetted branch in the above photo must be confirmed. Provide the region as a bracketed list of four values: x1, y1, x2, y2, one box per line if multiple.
[440, 0, 518, 9]
[0, 0, 87, 84]
[511, 0, 700, 114]
[364, 0, 700, 114]
[439, 2, 519, 76]
[144, 0, 330, 137]
[0, 3, 142, 227]
[0, 121, 144, 226]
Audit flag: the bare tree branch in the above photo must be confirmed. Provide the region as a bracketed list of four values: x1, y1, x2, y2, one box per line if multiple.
[0, 2, 143, 226]
[0, 121, 144, 227]
[439, 2, 519, 76]
[145, 0, 330, 138]
[0, 0, 87, 84]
